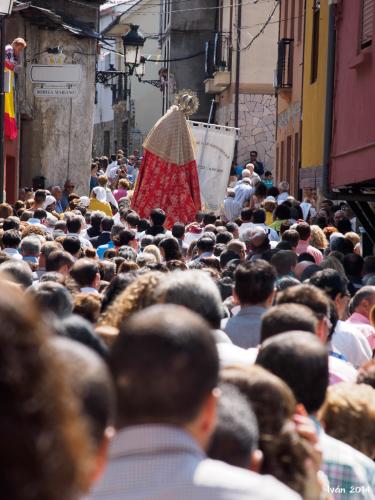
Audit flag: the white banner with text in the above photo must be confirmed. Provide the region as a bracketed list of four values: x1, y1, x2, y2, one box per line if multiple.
[188, 121, 239, 212]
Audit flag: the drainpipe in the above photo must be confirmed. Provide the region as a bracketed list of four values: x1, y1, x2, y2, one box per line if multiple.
[323, 0, 374, 202]
[322, 0, 337, 200]
[234, 0, 241, 162]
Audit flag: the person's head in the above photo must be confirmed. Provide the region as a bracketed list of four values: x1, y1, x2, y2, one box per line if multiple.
[0, 260, 34, 288]
[273, 203, 291, 221]
[62, 236, 82, 258]
[220, 365, 312, 496]
[249, 150, 258, 163]
[278, 181, 289, 193]
[34, 189, 47, 207]
[64, 180, 75, 194]
[260, 304, 318, 343]
[70, 259, 100, 290]
[234, 260, 276, 307]
[156, 270, 223, 329]
[281, 229, 300, 250]
[11, 37, 27, 55]
[110, 305, 219, 447]
[343, 253, 364, 278]
[264, 170, 273, 180]
[309, 269, 350, 320]
[226, 239, 246, 260]
[28, 281, 73, 319]
[256, 332, 329, 414]
[66, 216, 82, 235]
[3, 216, 20, 231]
[357, 359, 375, 389]
[125, 211, 140, 229]
[276, 284, 331, 342]
[51, 186, 62, 201]
[251, 209, 266, 224]
[196, 236, 215, 255]
[20, 235, 42, 258]
[270, 250, 297, 277]
[91, 163, 98, 176]
[150, 208, 166, 227]
[240, 207, 253, 222]
[295, 222, 311, 242]
[0, 280, 93, 500]
[100, 217, 114, 233]
[2, 229, 21, 249]
[350, 286, 375, 321]
[46, 250, 75, 276]
[215, 231, 233, 245]
[319, 383, 375, 459]
[159, 237, 182, 261]
[254, 183, 267, 200]
[309, 225, 328, 250]
[90, 211, 105, 231]
[172, 222, 185, 240]
[73, 293, 102, 324]
[207, 383, 260, 471]
[337, 218, 352, 235]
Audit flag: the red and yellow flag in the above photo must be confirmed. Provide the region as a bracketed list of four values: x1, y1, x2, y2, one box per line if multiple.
[4, 61, 17, 141]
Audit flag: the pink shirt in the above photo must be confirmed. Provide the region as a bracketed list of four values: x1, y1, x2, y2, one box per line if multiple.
[346, 312, 375, 349]
[296, 240, 323, 264]
[113, 188, 127, 203]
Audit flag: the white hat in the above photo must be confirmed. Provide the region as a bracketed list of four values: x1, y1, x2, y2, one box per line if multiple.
[265, 196, 276, 202]
[79, 196, 90, 208]
[43, 195, 56, 209]
[92, 186, 107, 203]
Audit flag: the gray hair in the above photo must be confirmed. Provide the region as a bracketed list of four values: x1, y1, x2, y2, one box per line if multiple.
[155, 270, 224, 329]
[27, 281, 73, 318]
[20, 236, 42, 257]
[136, 252, 157, 267]
[351, 286, 375, 312]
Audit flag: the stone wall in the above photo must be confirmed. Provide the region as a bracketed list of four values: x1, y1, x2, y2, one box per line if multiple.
[92, 120, 115, 158]
[216, 93, 276, 171]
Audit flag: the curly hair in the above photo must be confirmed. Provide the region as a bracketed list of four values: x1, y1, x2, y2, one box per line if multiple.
[98, 271, 164, 329]
[0, 281, 93, 500]
[319, 382, 375, 458]
[309, 225, 328, 250]
[21, 224, 47, 238]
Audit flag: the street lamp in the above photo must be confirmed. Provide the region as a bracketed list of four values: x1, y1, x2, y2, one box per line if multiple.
[122, 24, 144, 75]
[135, 56, 146, 80]
[0, 0, 13, 202]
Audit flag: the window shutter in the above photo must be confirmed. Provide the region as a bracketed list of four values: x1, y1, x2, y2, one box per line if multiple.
[361, 0, 373, 49]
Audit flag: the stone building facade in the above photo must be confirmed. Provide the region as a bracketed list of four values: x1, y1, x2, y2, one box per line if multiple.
[216, 92, 276, 168]
[7, 0, 103, 197]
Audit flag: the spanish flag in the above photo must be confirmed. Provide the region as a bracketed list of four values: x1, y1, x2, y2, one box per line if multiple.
[4, 61, 17, 141]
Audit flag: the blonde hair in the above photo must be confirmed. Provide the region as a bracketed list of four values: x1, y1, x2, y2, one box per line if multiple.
[309, 225, 328, 249]
[345, 231, 360, 247]
[319, 383, 375, 458]
[143, 244, 162, 264]
[12, 38, 27, 47]
[98, 272, 163, 329]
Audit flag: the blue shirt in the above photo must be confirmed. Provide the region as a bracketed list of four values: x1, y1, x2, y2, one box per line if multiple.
[97, 241, 114, 260]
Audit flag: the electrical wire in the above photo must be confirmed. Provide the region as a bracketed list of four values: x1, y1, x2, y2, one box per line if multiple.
[235, 0, 279, 51]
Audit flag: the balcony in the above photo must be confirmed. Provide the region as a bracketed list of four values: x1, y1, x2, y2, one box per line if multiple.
[213, 69, 230, 91]
[204, 32, 231, 94]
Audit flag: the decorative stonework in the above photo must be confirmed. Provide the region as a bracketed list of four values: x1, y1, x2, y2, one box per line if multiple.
[216, 93, 276, 171]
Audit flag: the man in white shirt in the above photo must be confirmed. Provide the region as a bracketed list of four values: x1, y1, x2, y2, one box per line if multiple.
[310, 270, 372, 368]
[90, 305, 299, 500]
[221, 188, 241, 222]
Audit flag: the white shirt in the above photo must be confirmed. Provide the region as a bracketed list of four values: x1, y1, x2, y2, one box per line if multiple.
[105, 161, 117, 176]
[3, 248, 23, 260]
[220, 197, 242, 222]
[234, 181, 253, 207]
[331, 320, 372, 368]
[277, 192, 289, 205]
[80, 287, 99, 294]
[239, 221, 255, 239]
[105, 187, 118, 209]
[253, 223, 280, 242]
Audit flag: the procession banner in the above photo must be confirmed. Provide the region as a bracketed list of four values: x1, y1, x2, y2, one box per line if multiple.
[188, 121, 239, 212]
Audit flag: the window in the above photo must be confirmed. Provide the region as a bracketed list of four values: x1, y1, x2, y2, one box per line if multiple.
[276, 38, 294, 89]
[311, 0, 320, 83]
[103, 131, 110, 157]
[361, 0, 373, 49]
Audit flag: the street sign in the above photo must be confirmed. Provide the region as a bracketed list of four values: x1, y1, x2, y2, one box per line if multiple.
[29, 64, 82, 84]
[34, 87, 79, 98]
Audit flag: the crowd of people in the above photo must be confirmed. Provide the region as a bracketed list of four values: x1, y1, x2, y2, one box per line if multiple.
[2, 150, 375, 500]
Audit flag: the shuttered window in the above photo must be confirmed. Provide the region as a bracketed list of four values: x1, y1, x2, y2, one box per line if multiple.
[361, 0, 373, 49]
